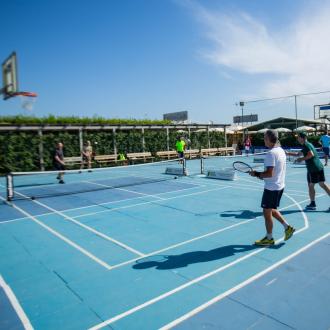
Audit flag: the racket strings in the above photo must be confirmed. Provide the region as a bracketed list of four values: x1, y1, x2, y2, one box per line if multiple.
[232, 161, 253, 173]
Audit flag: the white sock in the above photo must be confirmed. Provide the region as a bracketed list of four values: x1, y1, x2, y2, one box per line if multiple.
[267, 233, 273, 240]
[282, 222, 289, 230]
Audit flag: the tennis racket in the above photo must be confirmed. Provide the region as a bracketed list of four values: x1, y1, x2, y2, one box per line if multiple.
[232, 161, 253, 173]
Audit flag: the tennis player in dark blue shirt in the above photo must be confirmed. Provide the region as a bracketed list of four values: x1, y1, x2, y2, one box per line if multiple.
[54, 142, 65, 184]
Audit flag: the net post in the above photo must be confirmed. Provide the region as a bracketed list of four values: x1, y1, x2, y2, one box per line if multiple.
[183, 159, 187, 176]
[6, 174, 14, 201]
[200, 157, 205, 174]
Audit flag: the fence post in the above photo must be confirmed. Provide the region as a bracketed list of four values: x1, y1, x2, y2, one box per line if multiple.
[166, 128, 169, 151]
[79, 128, 83, 154]
[113, 128, 117, 160]
[142, 128, 145, 152]
[188, 127, 191, 150]
[224, 127, 228, 149]
[38, 128, 45, 171]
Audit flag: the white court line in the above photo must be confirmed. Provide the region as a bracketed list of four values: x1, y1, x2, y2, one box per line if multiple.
[83, 180, 166, 200]
[73, 177, 313, 220]
[89, 193, 310, 330]
[12, 190, 145, 258]
[161, 232, 330, 329]
[0, 275, 33, 330]
[100, 194, 314, 271]
[73, 185, 233, 219]
[284, 192, 309, 230]
[0, 216, 35, 225]
[0, 196, 113, 270]
[286, 180, 307, 184]
[46, 180, 202, 214]
[0, 181, 205, 225]
[0, 166, 304, 225]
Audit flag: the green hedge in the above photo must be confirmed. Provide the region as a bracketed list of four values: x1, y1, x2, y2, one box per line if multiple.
[0, 115, 171, 126]
[0, 131, 40, 172]
[0, 116, 322, 173]
[0, 127, 229, 173]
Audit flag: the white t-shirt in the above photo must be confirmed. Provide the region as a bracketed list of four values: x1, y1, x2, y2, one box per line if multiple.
[263, 146, 286, 191]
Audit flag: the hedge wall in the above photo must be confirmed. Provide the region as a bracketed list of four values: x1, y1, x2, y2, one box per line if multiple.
[0, 116, 322, 173]
[0, 128, 228, 173]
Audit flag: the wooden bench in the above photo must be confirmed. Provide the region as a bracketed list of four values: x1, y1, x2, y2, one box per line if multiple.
[156, 150, 178, 160]
[64, 156, 82, 167]
[127, 152, 155, 164]
[201, 148, 219, 156]
[217, 147, 236, 155]
[184, 149, 200, 159]
[94, 154, 127, 166]
[94, 154, 117, 164]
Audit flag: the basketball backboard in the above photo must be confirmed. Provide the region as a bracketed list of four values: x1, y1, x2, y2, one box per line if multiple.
[314, 103, 330, 120]
[319, 104, 330, 119]
[1, 52, 18, 100]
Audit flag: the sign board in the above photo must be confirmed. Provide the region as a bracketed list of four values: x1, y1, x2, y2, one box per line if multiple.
[163, 111, 188, 122]
[233, 114, 258, 124]
[316, 104, 330, 119]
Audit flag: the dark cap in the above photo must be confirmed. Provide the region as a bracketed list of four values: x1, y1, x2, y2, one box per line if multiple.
[298, 131, 307, 138]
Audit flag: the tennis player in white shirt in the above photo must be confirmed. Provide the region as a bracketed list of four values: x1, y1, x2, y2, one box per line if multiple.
[250, 129, 295, 246]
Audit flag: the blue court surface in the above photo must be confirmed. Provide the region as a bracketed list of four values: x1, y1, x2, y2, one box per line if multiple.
[0, 156, 329, 330]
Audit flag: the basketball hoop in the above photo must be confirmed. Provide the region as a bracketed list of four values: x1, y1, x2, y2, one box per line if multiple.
[12, 91, 37, 111]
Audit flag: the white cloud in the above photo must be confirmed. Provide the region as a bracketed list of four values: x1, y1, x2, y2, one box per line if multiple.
[184, 0, 330, 98]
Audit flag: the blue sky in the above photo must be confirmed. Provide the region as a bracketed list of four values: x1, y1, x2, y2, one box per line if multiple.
[1, 0, 330, 124]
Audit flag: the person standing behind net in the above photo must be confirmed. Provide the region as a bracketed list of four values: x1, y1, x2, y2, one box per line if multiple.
[291, 132, 330, 211]
[249, 129, 295, 246]
[244, 135, 252, 156]
[54, 142, 65, 184]
[81, 140, 93, 170]
[319, 130, 330, 166]
[175, 136, 186, 163]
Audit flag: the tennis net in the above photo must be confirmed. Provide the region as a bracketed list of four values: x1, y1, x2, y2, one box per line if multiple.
[200, 152, 268, 175]
[6, 159, 186, 201]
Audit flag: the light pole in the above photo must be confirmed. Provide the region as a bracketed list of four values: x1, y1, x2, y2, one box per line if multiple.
[294, 95, 298, 129]
[240, 101, 245, 141]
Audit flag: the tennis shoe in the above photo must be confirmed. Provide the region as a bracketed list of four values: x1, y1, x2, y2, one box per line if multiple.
[254, 236, 274, 246]
[59, 180, 65, 184]
[284, 225, 295, 241]
[305, 203, 316, 211]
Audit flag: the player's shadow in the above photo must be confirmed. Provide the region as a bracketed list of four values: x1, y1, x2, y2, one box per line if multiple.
[221, 209, 306, 219]
[133, 243, 284, 270]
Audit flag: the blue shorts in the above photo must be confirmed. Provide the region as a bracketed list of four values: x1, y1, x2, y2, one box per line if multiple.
[177, 151, 184, 159]
[322, 147, 329, 156]
[261, 188, 284, 209]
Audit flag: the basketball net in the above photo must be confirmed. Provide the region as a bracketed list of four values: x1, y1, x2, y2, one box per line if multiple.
[20, 95, 36, 111]
[12, 92, 37, 111]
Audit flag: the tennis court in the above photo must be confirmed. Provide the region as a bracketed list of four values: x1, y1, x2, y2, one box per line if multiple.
[0, 155, 330, 329]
